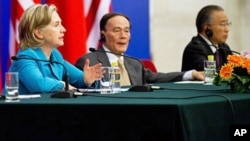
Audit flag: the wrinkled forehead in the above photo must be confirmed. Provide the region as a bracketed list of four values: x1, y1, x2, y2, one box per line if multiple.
[104, 16, 130, 30]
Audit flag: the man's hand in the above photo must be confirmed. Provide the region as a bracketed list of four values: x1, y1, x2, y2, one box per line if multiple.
[192, 70, 204, 81]
[83, 59, 102, 85]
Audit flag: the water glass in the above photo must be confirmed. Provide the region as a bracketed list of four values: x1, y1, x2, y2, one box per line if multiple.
[99, 67, 113, 94]
[5, 72, 19, 101]
[110, 67, 121, 93]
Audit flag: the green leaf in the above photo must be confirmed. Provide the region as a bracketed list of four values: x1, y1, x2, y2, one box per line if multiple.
[234, 74, 250, 85]
[213, 75, 221, 85]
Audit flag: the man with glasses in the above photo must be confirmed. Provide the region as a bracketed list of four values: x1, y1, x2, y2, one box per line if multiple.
[181, 5, 232, 72]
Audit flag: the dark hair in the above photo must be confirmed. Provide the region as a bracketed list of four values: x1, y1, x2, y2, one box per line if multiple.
[196, 5, 224, 33]
[99, 12, 131, 42]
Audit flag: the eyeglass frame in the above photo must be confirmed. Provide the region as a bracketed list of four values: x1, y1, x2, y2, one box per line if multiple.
[208, 21, 232, 28]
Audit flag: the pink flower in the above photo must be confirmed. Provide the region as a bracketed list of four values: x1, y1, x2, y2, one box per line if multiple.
[241, 50, 250, 58]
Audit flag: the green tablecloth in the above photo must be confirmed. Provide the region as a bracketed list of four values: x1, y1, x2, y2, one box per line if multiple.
[0, 83, 249, 141]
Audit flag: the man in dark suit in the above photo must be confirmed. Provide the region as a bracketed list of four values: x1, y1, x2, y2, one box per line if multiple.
[181, 5, 232, 72]
[75, 13, 204, 86]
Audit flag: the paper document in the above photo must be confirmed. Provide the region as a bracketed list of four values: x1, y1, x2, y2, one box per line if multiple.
[78, 88, 129, 93]
[18, 94, 41, 99]
[174, 81, 204, 84]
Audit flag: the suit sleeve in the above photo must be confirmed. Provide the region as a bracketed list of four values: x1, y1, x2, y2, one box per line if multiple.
[182, 43, 210, 71]
[145, 69, 185, 83]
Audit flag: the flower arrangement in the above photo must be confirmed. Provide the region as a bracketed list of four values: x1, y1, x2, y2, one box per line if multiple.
[213, 50, 250, 93]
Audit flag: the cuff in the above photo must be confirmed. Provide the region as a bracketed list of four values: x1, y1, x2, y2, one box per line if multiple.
[182, 70, 193, 81]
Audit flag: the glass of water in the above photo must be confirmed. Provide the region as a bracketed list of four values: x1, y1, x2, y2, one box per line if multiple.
[5, 72, 19, 102]
[99, 67, 113, 94]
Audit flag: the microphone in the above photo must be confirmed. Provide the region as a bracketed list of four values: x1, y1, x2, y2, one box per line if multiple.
[89, 47, 153, 92]
[192, 40, 240, 54]
[11, 56, 76, 98]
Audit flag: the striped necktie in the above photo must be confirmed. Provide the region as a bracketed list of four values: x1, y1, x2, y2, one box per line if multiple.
[117, 58, 131, 86]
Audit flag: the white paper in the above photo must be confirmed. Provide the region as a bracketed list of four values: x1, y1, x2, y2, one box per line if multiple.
[78, 88, 129, 93]
[174, 81, 204, 84]
[18, 94, 41, 99]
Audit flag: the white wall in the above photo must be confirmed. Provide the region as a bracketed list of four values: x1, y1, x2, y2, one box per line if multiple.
[150, 0, 250, 72]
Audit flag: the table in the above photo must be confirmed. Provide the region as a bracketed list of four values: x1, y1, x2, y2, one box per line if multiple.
[0, 82, 250, 141]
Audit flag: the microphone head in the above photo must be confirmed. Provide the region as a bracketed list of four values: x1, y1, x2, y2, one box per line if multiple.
[89, 48, 96, 52]
[11, 56, 18, 60]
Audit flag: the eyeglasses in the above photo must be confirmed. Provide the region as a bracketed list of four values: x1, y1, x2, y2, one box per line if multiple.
[209, 21, 232, 28]
[219, 21, 232, 27]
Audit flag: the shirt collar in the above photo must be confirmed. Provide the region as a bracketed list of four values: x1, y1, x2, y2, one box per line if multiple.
[199, 34, 217, 53]
[103, 45, 124, 63]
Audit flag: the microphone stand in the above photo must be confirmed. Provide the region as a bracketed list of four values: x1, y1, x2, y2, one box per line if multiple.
[128, 68, 152, 92]
[50, 72, 76, 98]
[192, 41, 240, 55]
[89, 48, 152, 92]
[49, 61, 77, 98]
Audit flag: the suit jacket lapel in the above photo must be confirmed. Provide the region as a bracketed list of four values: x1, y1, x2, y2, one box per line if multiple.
[196, 35, 214, 55]
[124, 57, 142, 85]
[97, 47, 111, 66]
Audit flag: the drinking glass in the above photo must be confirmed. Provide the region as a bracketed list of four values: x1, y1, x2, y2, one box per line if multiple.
[5, 72, 19, 102]
[99, 67, 113, 94]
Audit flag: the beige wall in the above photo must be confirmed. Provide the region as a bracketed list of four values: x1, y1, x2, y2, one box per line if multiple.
[150, 0, 250, 72]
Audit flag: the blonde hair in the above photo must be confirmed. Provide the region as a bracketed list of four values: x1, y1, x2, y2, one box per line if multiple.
[18, 4, 57, 49]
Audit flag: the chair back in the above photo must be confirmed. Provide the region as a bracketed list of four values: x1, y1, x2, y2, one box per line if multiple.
[141, 59, 157, 73]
